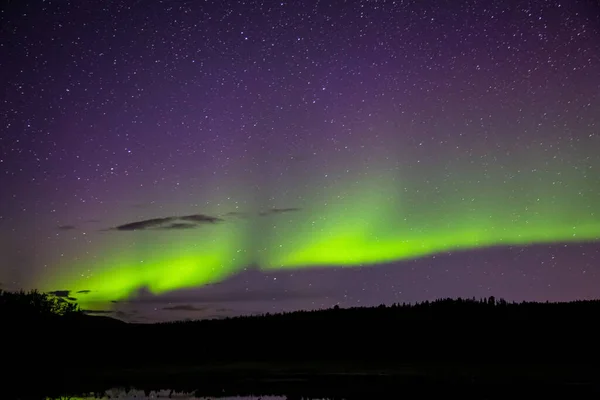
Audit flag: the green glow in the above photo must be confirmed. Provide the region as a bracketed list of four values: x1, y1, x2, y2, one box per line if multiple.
[42, 220, 251, 308]
[261, 171, 599, 268]
[38, 162, 600, 309]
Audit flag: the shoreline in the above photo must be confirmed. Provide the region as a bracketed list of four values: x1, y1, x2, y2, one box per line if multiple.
[10, 362, 600, 399]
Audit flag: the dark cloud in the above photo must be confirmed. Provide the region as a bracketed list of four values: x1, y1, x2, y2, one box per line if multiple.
[163, 304, 207, 311]
[111, 309, 142, 321]
[115, 310, 134, 319]
[124, 286, 324, 305]
[128, 316, 153, 323]
[83, 309, 113, 314]
[203, 313, 236, 320]
[92, 308, 138, 322]
[224, 211, 242, 216]
[85, 219, 101, 223]
[113, 217, 177, 231]
[179, 214, 223, 224]
[76, 290, 92, 294]
[160, 304, 242, 320]
[223, 211, 249, 218]
[57, 225, 76, 231]
[158, 222, 197, 230]
[107, 213, 223, 231]
[258, 207, 301, 216]
[52, 295, 77, 302]
[47, 290, 71, 298]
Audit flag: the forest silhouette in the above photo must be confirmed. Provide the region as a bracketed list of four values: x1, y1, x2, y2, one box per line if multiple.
[3, 289, 600, 398]
[3, 289, 600, 362]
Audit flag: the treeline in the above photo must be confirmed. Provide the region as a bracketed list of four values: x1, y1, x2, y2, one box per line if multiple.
[4, 291, 600, 371]
[162, 295, 600, 326]
[134, 295, 599, 364]
[4, 290, 600, 397]
[0, 288, 81, 321]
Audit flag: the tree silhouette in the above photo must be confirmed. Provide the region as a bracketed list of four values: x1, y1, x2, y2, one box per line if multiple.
[0, 288, 81, 323]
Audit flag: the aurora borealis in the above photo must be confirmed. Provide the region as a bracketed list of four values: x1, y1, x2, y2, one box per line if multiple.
[35, 157, 600, 309]
[1, 0, 599, 321]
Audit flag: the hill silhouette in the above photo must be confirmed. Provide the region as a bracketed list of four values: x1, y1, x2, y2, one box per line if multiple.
[4, 290, 600, 398]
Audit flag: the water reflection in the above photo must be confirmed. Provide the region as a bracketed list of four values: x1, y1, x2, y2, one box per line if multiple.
[49, 392, 321, 400]
[51, 392, 291, 400]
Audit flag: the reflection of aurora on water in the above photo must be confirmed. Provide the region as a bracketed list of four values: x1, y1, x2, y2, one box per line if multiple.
[38, 156, 600, 310]
[62, 391, 284, 399]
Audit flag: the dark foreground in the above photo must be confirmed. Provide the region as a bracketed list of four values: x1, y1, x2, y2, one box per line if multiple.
[5, 296, 600, 398]
[8, 363, 600, 399]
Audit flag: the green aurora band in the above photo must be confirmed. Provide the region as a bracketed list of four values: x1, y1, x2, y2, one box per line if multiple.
[38, 164, 600, 309]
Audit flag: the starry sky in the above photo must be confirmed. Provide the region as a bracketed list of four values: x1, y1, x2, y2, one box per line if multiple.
[1, 0, 599, 322]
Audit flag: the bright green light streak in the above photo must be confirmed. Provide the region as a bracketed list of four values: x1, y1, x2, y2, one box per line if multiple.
[42, 220, 250, 309]
[39, 167, 599, 309]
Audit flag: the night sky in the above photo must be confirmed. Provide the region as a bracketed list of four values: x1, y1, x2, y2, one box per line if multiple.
[1, 0, 599, 322]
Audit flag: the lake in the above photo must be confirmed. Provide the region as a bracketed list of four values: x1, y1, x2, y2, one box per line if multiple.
[50, 393, 295, 400]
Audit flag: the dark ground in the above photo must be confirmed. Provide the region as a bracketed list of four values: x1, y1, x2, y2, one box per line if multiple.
[10, 362, 600, 399]
[5, 296, 600, 398]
